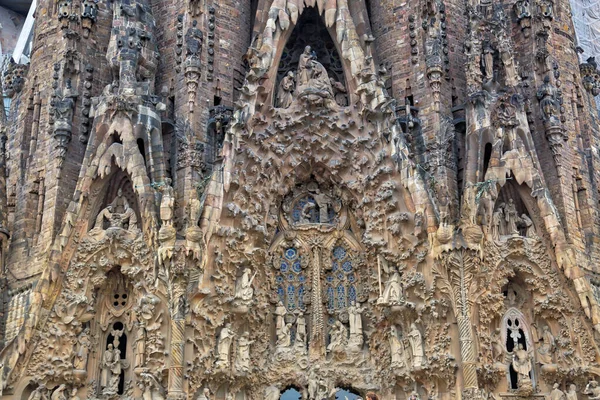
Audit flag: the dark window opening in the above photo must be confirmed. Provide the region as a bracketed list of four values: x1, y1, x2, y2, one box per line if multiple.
[482, 143, 492, 179]
[137, 139, 146, 166]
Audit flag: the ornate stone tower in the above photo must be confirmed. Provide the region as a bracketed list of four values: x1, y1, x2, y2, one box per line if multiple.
[1, 0, 600, 399]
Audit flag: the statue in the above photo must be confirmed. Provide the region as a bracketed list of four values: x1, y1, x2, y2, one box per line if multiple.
[348, 301, 364, 350]
[28, 385, 48, 400]
[521, 214, 534, 237]
[327, 320, 348, 353]
[297, 46, 316, 87]
[482, 43, 494, 81]
[330, 77, 348, 106]
[106, 347, 123, 395]
[235, 331, 254, 373]
[68, 388, 80, 400]
[295, 45, 334, 103]
[100, 344, 115, 388]
[491, 328, 504, 363]
[566, 385, 578, 400]
[498, 36, 518, 86]
[295, 311, 307, 348]
[51, 385, 67, 400]
[93, 188, 138, 231]
[536, 76, 560, 124]
[275, 300, 286, 332]
[408, 323, 425, 368]
[140, 372, 165, 400]
[73, 328, 91, 370]
[585, 381, 600, 400]
[277, 322, 292, 348]
[187, 0, 202, 17]
[234, 267, 256, 303]
[216, 323, 234, 368]
[196, 388, 210, 400]
[380, 268, 404, 305]
[185, 20, 203, 58]
[505, 199, 519, 235]
[537, 325, 555, 364]
[408, 391, 421, 400]
[515, 0, 531, 19]
[265, 386, 280, 400]
[277, 71, 295, 109]
[159, 178, 175, 226]
[540, 0, 554, 19]
[491, 206, 503, 240]
[389, 325, 406, 367]
[511, 343, 532, 384]
[550, 384, 566, 400]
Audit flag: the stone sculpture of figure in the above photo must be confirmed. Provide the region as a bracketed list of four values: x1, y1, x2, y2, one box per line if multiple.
[295, 45, 334, 101]
[585, 381, 600, 400]
[51, 384, 67, 400]
[498, 36, 518, 86]
[110, 188, 129, 214]
[216, 323, 234, 368]
[185, 20, 203, 58]
[515, 0, 531, 19]
[275, 301, 286, 332]
[196, 388, 210, 400]
[491, 328, 504, 363]
[277, 323, 292, 348]
[540, 0, 554, 19]
[566, 385, 578, 400]
[295, 311, 307, 347]
[28, 384, 48, 400]
[491, 206, 503, 240]
[482, 43, 494, 81]
[235, 331, 254, 373]
[265, 386, 280, 400]
[408, 391, 421, 400]
[277, 71, 295, 109]
[327, 320, 348, 353]
[536, 76, 559, 124]
[550, 384, 566, 400]
[106, 347, 123, 394]
[521, 214, 534, 237]
[330, 77, 348, 106]
[135, 323, 147, 368]
[69, 388, 80, 400]
[505, 199, 519, 235]
[73, 328, 91, 370]
[94, 188, 138, 231]
[101, 344, 115, 388]
[159, 178, 175, 226]
[408, 323, 425, 369]
[297, 46, 315, 87]
[537, 325, 555, 364]
[234, 267, 255, 303]
[389, 325, 406, 367]
[512, 344, 532, 383]
[348, 301, 364, 349]
[381, 268, 404, 305]
[187, 0, 202, 17]
[438, 185, 450, 226]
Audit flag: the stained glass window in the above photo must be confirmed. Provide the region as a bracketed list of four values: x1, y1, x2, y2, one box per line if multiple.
[277, 248, 306, 311]
[326, 245, 357, 311]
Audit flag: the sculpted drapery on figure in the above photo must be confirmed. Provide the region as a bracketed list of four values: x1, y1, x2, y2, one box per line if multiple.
[216, 323, 234, 369]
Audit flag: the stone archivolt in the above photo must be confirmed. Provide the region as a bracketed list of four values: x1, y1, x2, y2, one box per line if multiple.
[0, 1, 600, 400]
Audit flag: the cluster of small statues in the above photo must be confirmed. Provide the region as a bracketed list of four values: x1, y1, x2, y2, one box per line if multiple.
[491, 199, 534, 240]
[274, 302, 307, 353]
[276, 46, 347, 108]
[100, 330, 127, 395]
[92, 188, 138, 232]
[214, 323, 254, 374]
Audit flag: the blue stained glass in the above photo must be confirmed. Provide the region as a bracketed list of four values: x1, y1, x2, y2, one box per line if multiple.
[298, 285, 305, 309]
[327, 287, 334, 309]
[276, 276, 283, 283]
[326, 275, 334, 282]
[292, 260, 302, 273]
[285, 248, 297, 260]
[332, 262, 338, 272]
[277, 286, 284, 302]
[349, 285, 357, 302]
[287, 285, 296, 310]
[333, 246, 346, 260]
[288, 273, 294, 280]
[280, 262, 289, 272]
[342, 261, 353, 272]
[337, 285, 346, 308]
[299, 275, 306, 283]
[347, 273, 355, 283]
[337, 273, 344, 280]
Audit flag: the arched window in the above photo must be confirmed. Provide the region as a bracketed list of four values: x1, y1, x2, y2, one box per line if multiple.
[502, 308, 533, 390]
[276, 248, 307, 311]
[335, 388, 361, 400]
[280, 387, 302, 400]
[326, 246, 357, 311]
[105, 321, 127, 394]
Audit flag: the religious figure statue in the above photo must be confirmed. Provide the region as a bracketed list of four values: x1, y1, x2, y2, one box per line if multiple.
[566, 385, 578, 400]
[521, 214, 534, 237]
[295, 311, 307, 349]
[234, 267, 255, 304]
[68, 388, 79, 400]
[380, 268, 404, 305]
[187, 0, 202, 17]
[275, 301, 286, 332]
[505, 199, 519, 235]
[540, 0, 554, 19]
[327, 320, 348, 353]
[101, 344, 115, 388]
[216, 323, 234, 368]
[295, 46, 334, 103]
[482, 43, 494, 81]
[277, 322, 292, 348]
[196, 388, 210, 400]
[297, 46, 315, 87]
[159, 178, 175, 226]
[585, 381, 600, 400]
[512, 343, 532, 384]
[330, 77, 348, 106]
[408, 323, 425, 369]
[537, 325, 555, 365]
[51, 385, 67, 400]
[93, 188, 138, 231]
[106, 347, 123, 395]
[28, 385, 48, 400]
[277, 71, 295, 109]
[348, 301, 364, 350]
[73, 328, 91, 371]
[185, 20, 203, 58]
[438, 185, 450, 226]
[235, 331, 254, 373]
[265, 386, 280, 400]
[492, 204, 505, 239]
[389, 326, 406, 368]
[550, 384, 566, 400]
[536, 76, 560, 125]
[491, 328, 505, 363]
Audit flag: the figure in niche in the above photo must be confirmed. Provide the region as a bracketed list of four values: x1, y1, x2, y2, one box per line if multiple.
[295, 311, 307, 349]
[498, 36, 518, 86]
[585, 381, 600, 400]
[492, 204, 505, 240]
[388, 326, 406, 368]
[215, 323, 234, 369]
[300, 201, 317, 224]
[491, 328, 505, 363]
[567, 385, 578, 400]
[511, 343, 532, 386]
[100, 344, 115, 389]
[73, 328, 91, 371]
[330, 77, 348, 107]
[235, 331, 254, 373]
[185, 20, 203, 58]
[327, 320, 348, 353]
[275, 301, 287, 333]
[536, 76, 560, 125]
[379, 268, 404, 305]
[521, 214, 534, 237]
[482, 43, 494, 81]
[187, 0, 202, 17]
[295, 46, 334, 104]
[536, 325, 555, 365]
[93, 188, 138, 232]
[550, 384, 566, 400]
[348, 301, 364, 350]
[196, 388, 210, 400]
[140, 372, 165, 400]
[233, 267, 256, 304]
[540, 0, 554, 19]
[159, 178, 175, 227]
[106, 347, 123, 395]
[134, 295, 159, 369]
[438, 185, 450, 226]
[69, 388, 79, 400]
[51, 385, 67, 400]
[28, 385, 48, 400]
[408, 323, 425, 369]
[277, 322, 292, 348]
[505, 199, 519, 235]
[277, 71, 295, 109]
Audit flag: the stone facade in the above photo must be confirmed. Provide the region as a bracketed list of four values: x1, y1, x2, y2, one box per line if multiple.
[1, 0, 600, 400]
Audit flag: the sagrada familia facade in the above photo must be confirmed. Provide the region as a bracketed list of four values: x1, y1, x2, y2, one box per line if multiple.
[1, 0, 600, 399]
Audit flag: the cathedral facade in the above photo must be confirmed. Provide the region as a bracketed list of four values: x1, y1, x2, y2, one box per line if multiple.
[1, 0, 600, 399]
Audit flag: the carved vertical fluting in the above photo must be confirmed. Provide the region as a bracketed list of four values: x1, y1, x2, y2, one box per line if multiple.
[309, 245, 324, 360]
[168, 318, 185, 400]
